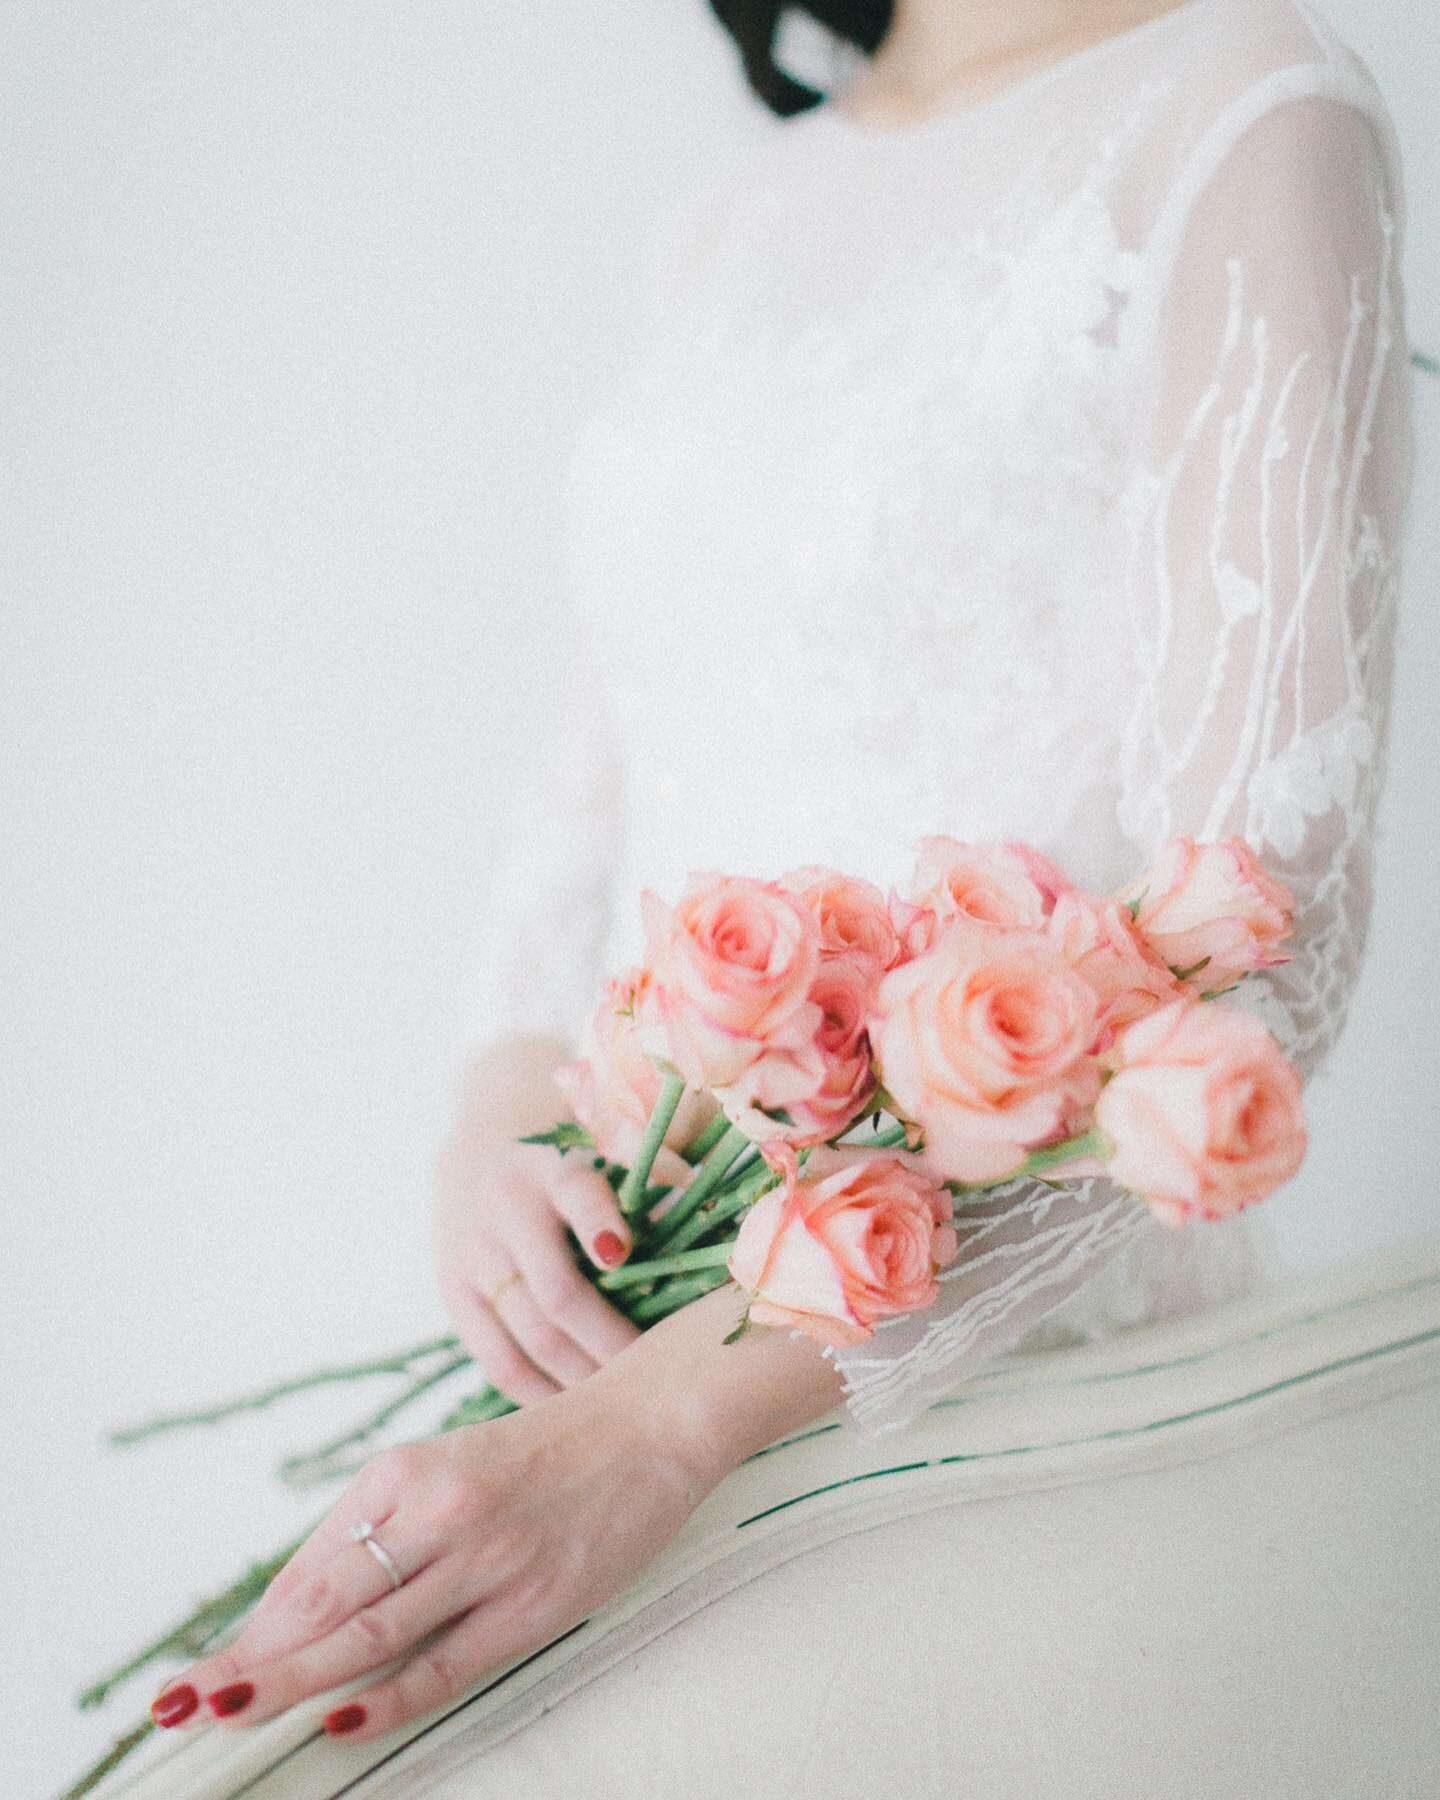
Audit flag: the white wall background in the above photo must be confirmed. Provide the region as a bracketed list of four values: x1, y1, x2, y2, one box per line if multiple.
[2, 4, 1434, 1794]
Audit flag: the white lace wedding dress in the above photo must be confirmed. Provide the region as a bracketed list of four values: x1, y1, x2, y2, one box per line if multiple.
[460, 0, 1414, 1436]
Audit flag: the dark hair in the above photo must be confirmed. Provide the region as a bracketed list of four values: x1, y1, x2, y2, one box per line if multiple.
[708, 1, 893, 116]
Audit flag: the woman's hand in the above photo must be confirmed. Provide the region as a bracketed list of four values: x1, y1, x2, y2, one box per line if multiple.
[433, 1036, 640, 1405]
[153, 1364, 719, 1743]
[150, 1283, 843, 1742]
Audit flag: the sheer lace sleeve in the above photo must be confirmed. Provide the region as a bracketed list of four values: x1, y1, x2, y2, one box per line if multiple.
[828, 82, 1413, 1435]
[1116, 86, 1411, 1081]
[456, 674, 625, 1063]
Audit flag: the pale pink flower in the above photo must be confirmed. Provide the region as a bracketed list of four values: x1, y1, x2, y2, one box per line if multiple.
[1116, 836, 1295, 993]
[1096, 998, 1307, 1226]
[909, 837, 1073, 931]
[719, 953, 878, 1146]
[727, 1143, 958, 1347]
[555, 969, 717, 1187]
[873, 921, 1099, 1182]
[1047, 890, 1184, 1050]
[887, 891, 940, 964]
[780, 866, 902, 974]
[639, 875, 822, 1091]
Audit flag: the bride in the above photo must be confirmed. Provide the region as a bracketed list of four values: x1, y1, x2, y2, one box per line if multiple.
[149, 0, 1411, 1761]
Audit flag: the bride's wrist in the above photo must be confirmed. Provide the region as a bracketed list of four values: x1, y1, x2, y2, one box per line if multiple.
[599, 1283, 846, 1497]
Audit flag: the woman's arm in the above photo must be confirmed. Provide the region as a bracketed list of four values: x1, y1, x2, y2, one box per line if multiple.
[154, 1278, 837, 1742]
[828, 83, 1412, 1435]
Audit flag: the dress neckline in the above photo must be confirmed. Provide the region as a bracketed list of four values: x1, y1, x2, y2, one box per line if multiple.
[817, 0, 1222, 142]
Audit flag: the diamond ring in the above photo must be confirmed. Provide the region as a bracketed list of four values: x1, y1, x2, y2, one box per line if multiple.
[349, 1519, 405, 1590]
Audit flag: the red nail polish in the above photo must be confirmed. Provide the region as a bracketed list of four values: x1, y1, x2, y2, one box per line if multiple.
[594, 1230, 626, 1267]
[325, 1703, 368, 1735]
[207, 1681, 255, 1718]
[151, 1684, 198, 1728]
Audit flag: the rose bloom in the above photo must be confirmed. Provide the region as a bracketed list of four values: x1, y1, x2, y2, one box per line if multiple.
[873, 921, 1099, 1182]
[720, 953, 877, 1146]
[1096, 998, 1306, 1226]
[1116, 836, 1295, 992]
[555, 969, 717, 1187]
[639, 874, 821, 1090]
[908, 837, 1072, 931]
[780, 865, 902, 974]
[1047, 890, 1183, 1050]
[727, 1144, 958, 1346]
[887, 891, 940, 963]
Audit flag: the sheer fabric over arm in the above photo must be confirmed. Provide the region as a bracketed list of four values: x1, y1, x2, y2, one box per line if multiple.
[830, 85, 1412, 1435]
[1117, 89, 1411, 1081]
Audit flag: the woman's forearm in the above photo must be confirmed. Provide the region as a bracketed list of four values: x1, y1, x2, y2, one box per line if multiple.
[597, 1279, 847, 1492]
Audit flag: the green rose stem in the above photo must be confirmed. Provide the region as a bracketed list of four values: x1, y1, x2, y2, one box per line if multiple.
[277, 1351, 472, 1489]
[617, 1070, 686, 1215]
[76, 1527, 316, 1715]
[60, 1717, 158, 1800]
[629, 1265, 733, 1321]
[595, 1240, 736, 1290]
[644, 1121, 751, 1246]
[946, 1126, 1112, 1192]
[682, 1111, 732, 1162]
[107, 1334, 464, 1447]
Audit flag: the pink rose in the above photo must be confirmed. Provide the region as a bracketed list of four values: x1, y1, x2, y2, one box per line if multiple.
[640, 875, 822, 1090]
[720, 953, 877, 1146]
[887, 891, 940, 964]
[1096, 998, 1307, 1226]
[1117, 837, 1295, 993]
[873, 921, 1100, 1182]
[555, 969, 718, 1187]
[1047, 890, 1183, 1050]
[780, 866, 902, 973]
[909, 837, 1073, 931]
[727, 1143, 958, 1347]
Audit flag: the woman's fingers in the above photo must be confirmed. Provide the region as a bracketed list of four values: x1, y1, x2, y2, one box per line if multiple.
[507, 1215, 641, 1368]
[317, 1595, 548, 1744]
[491, 1278, 600, 1388]
[200, 1561, 459, 1727]
[548, 1162, 632, 1271]
[440, 1279, 559, 1406]
[220, 1461, 402, 1649]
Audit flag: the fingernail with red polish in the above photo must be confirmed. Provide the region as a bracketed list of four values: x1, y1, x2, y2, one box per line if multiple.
[594, 1230, 626, 1267]
[207, 1681, 255, 1718]
[325, 1703, 367, 1735]
[151, 1684, 198, 1728]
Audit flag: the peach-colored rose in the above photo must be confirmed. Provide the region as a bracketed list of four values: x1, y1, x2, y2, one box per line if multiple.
[721, 953, 878, 1145]
[640, 875, 822, 1090]
[887, 891, 940, 964]
[1047, 890, 1183, 1050]
[1116, 837, 1295, 993]
[1096, 998, 1306, 1226]
[873, 921, 1100, 1182]
[780, 866, 902, 973]
[727, 1143, 958, 1346]
[555, 969, 718, 1187]
[909, 837, 1073, 931]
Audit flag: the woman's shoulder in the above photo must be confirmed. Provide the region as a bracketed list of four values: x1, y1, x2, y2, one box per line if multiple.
[1147, 0, 1401, 184]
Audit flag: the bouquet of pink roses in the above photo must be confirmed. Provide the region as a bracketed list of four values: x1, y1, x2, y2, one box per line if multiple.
[545, 832, 1303, 1354]
[69, 832, 1303, 1798]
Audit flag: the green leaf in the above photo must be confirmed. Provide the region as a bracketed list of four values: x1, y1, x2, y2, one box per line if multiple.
[722, 1298, 754, 1345]
[519, 1122, 595, 1154]
[1169, 956, 1211, 983]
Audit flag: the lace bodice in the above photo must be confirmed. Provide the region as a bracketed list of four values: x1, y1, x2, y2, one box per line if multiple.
[460, 0, 1414, 1432]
